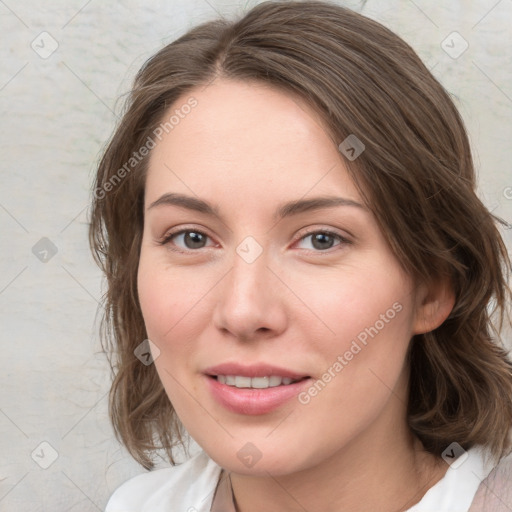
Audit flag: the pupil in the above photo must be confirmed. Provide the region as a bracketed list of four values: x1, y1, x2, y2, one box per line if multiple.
[312, 233, 334, 250]
[186, 232, 205, 249]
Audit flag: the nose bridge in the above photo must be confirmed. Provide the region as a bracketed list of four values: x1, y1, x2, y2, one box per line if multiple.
[213, 237, 286, 339]
[227, 239, 272, 308]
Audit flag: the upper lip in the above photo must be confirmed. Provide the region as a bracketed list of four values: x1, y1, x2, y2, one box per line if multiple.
[204, 362, 310, 380]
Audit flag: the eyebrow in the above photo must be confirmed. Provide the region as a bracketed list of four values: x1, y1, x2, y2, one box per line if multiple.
[147, 192, 366, 222]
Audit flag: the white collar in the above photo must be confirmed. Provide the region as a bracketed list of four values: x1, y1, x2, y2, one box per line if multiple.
[407, 445, 495, 512]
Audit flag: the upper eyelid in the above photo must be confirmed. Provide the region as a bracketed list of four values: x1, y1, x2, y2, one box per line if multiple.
[295, 226, 350, 240]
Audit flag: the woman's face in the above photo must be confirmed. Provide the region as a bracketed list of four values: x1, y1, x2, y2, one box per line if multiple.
[138, 78, 427, 475]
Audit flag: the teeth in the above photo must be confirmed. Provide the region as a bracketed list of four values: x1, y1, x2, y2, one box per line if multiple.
[215, 375, 300, 388]
[269, 376, 283, 387]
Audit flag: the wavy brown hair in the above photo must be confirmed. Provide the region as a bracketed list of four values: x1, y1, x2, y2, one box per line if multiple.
[89, 0, 512, 470]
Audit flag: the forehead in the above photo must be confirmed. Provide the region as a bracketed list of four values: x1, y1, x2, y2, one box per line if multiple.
[145, 78, 362, 209]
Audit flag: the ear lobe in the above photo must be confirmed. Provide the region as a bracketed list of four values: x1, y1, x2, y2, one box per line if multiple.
[412, 277, 455, 335]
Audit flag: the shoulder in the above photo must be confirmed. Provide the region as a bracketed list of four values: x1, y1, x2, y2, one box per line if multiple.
[469, 451, 512, 512]
[105, 450, 222, 512]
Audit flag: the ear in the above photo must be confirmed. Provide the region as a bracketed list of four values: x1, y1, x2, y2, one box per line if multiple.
[412, 276, 455, 335]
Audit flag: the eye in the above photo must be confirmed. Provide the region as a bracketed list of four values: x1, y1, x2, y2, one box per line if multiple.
[158, 228, 351, 254]
[295, 230, 350, 252]
[158, 229, 214, 251]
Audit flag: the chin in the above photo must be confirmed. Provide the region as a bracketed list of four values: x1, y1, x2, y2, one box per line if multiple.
[200, 438, 317, 477]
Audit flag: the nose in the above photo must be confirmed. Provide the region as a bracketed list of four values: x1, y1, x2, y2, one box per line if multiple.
[212, 245, 288, 342]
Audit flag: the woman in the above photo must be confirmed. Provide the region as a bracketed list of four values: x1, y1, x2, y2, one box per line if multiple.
[89, 1, 512, 510]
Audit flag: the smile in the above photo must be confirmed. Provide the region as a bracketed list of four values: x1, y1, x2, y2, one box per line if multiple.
[214, 375, 306, 388]
[205, 375, 312, 415]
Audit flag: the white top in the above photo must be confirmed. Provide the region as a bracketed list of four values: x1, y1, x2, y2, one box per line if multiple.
[105, 446, 496, 512]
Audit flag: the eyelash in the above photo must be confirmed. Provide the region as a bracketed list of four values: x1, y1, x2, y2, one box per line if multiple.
[157, 227, 351, 255]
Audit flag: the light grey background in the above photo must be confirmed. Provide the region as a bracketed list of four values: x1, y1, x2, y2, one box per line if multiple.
[1, 1, 511, 510]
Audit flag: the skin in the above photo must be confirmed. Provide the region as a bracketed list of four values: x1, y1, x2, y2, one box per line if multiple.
[137, 78, 455, 512]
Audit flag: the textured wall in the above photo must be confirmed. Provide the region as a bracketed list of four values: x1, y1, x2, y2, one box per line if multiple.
[0, 1, 511, 510]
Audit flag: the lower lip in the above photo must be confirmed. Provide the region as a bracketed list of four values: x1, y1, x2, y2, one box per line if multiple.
[205, 375, 311, 415]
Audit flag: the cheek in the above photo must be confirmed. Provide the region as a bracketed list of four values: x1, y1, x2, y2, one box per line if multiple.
[137, 262, 172, 340]
[292, 281, 413, 450]
[136, 249, 219, 375]
[292, 260, 414, 353]
[138, 251, 199, 337]
[299, 261, 415, 400]
[136, 253, 201, 411]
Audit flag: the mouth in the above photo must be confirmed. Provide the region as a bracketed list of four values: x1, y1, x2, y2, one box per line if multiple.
[207, 374, 310, 389]
[203, 363, 312, 415]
